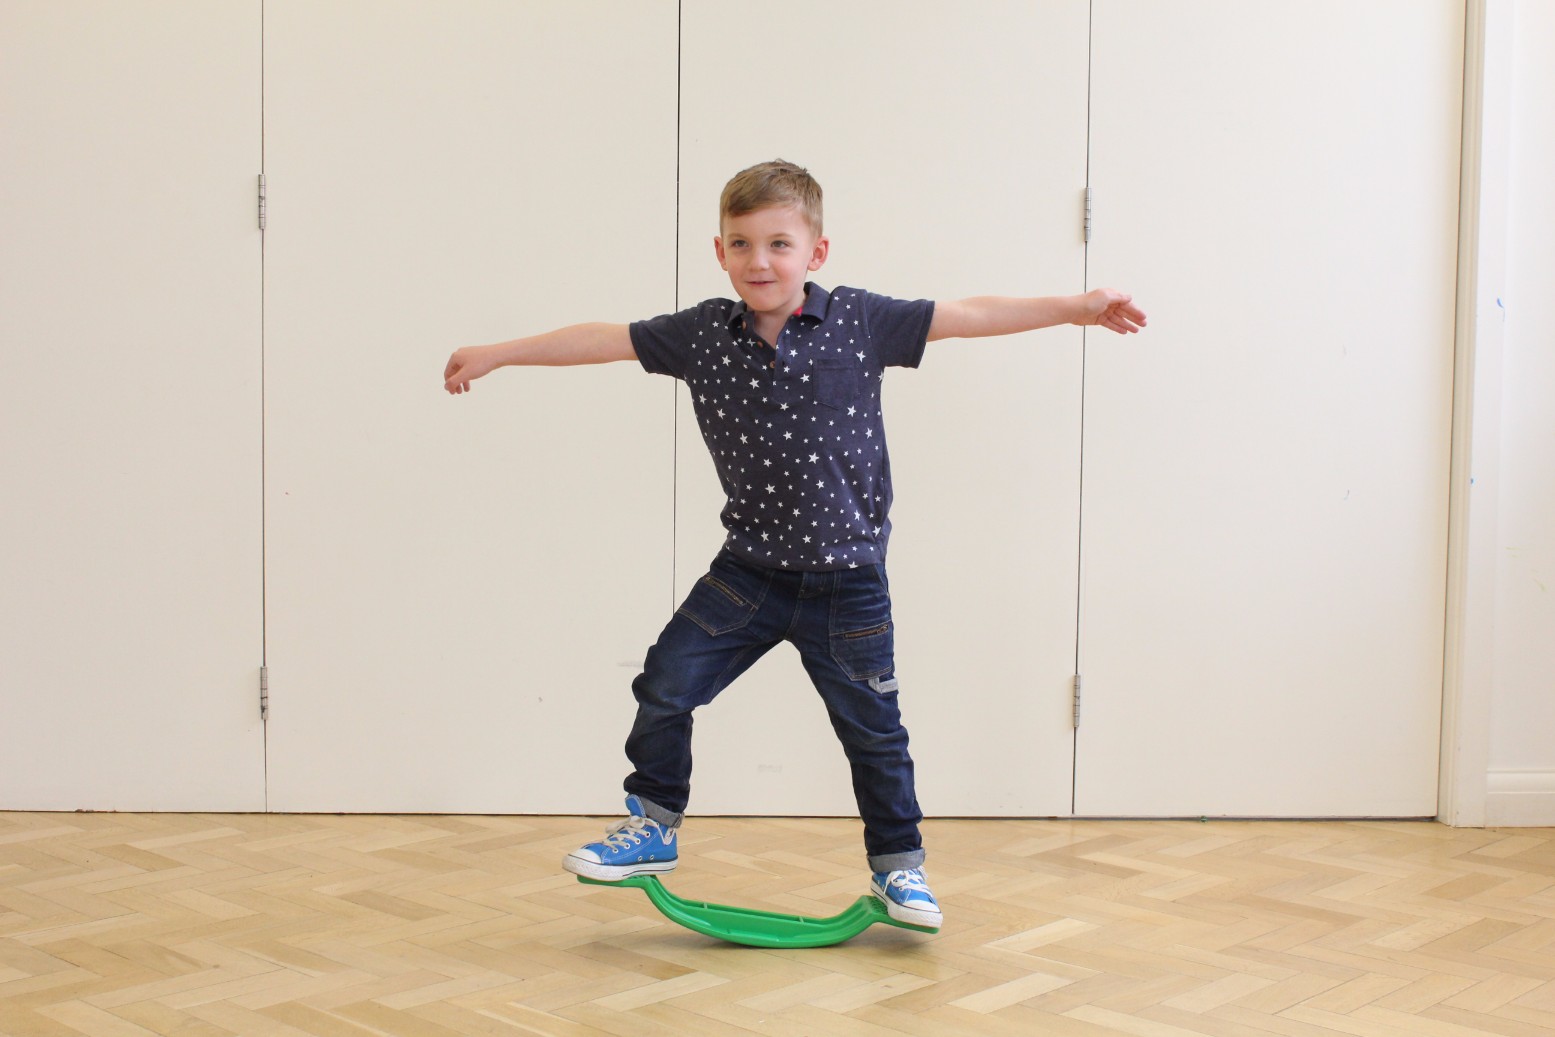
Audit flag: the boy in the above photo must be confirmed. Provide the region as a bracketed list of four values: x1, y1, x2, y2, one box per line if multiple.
[443, 160, 1145, 928]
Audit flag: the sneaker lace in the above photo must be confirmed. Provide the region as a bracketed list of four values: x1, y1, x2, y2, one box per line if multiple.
[599, 815, 655, 850]
[886, 869, 932, 897]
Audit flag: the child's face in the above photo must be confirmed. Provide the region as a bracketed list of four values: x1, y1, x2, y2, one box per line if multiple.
[714, 205, 829, 319]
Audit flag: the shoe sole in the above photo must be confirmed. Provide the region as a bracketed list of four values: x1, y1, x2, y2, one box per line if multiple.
[871, 887, 943, 929]
[563, 854, 678, 882]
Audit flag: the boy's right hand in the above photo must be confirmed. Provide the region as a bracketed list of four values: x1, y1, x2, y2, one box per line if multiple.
[443, 345, 499, 394]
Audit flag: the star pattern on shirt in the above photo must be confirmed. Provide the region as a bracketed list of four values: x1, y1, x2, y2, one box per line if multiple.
[635, 287, 928, 570]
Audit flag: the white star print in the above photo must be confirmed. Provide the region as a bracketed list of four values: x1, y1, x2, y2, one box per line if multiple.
[642, 287, 933, 569]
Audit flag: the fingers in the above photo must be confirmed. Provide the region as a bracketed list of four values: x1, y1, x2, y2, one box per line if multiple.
[1101, 310, 1141, 334]
[444, 353, 472, 394]
[1100, 299, 1147, 334]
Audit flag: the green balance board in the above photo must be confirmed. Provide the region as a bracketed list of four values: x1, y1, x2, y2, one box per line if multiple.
[577, 874, 938, 948]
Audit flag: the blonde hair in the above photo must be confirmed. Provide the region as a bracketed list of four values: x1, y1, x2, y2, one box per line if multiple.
[719, 159, 823, 236]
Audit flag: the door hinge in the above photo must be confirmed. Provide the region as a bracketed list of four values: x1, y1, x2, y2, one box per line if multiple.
[258, 174, 267, 231]
[1072, 673, 1083, 728]
[260, 665, 269, 720]
[1083, 187, 1093, 243]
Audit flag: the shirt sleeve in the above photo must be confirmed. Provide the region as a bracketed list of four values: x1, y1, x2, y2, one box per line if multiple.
[860, 290, 935, 369]
[629, 300, 729, 380]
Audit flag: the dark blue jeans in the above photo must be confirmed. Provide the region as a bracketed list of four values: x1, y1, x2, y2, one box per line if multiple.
[624, 551, 925, 872]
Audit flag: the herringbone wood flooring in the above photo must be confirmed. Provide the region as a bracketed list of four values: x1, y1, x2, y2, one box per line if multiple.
[2, 813, 1552, 1036]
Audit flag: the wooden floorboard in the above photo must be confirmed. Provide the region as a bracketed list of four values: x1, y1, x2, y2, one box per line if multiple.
[2, 813, 1552, 1036]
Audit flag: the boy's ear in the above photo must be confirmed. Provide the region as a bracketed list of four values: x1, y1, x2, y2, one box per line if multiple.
[713, 235, 728, 270]
[808, 236, 830, 272]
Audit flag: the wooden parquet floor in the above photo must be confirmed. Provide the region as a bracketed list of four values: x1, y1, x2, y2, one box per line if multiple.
[2, 813, 1553, 1037]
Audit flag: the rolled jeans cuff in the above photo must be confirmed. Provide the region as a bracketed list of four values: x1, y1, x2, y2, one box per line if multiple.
[868, 848, 925, 873]
[633, 793, 684, 831]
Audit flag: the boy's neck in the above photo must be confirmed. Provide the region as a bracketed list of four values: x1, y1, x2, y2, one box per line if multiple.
[748, 286, 808, 346]
[751, 312, 787, 347]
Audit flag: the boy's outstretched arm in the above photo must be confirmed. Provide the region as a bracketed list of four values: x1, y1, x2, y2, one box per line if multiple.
[443, 323, 635, 394]
[927, 288, 1146, 341]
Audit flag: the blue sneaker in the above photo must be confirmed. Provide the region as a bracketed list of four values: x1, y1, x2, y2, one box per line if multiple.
[563, 796, 678, 881]
[870, 867, 942, 928]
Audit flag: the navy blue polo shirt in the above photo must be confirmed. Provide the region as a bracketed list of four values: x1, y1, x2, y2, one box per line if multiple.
[630, 283, 933, 572]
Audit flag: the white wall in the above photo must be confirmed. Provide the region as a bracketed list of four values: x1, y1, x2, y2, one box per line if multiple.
[3, 1, 1546, 823]
[1485, 0, 1555, 824]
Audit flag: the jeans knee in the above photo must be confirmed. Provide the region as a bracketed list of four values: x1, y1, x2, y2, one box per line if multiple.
[631, 668, 684, 713]
[836, 717, 910, 758]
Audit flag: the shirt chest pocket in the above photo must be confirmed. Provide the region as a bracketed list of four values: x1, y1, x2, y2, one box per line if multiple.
[812, 357, 869, 412]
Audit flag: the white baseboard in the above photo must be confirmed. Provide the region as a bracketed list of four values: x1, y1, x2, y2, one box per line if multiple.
[1485, 770, 1555, 826]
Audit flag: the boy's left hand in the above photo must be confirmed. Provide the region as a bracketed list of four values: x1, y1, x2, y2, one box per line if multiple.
[1075, 288, 1147, 334]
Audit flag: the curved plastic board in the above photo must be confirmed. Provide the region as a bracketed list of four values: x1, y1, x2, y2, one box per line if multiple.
[577, 874, 938, 948]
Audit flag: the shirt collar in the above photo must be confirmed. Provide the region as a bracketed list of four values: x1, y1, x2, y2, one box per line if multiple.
[727, 282, 832, 333]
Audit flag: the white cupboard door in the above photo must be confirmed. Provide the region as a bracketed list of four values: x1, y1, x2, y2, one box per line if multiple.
[1077, 1, 1463, 816]
[675, 0, 1092, 817]
[262, 1, 678, 812]
[0, 2, 265, 809]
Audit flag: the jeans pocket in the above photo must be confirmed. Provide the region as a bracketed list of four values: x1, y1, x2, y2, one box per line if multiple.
[830, 620, 894, 681]
[676, 562, 768, 636]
